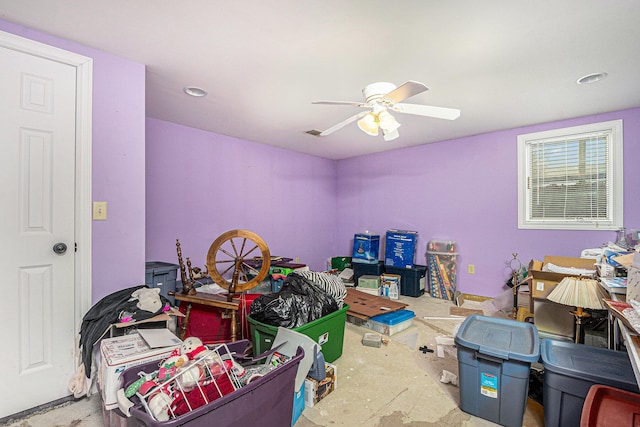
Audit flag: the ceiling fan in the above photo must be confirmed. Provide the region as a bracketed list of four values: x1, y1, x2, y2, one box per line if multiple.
[311, 81, 460, 141]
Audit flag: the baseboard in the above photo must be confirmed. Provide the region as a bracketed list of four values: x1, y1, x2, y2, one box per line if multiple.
[460, 293, 492, 302]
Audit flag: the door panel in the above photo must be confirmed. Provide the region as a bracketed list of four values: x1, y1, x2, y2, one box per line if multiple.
[1, 44, 77, 417]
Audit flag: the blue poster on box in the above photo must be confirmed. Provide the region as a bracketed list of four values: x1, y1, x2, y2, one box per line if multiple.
[384, 230, 417, 268]
[352, 233, 380, 264]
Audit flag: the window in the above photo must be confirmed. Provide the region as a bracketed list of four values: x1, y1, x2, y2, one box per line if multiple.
[517, 119, 623, 230]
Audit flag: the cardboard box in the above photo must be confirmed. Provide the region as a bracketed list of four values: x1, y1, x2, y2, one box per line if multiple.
[102, 307, 183, 340]
[352, 233, 380, 264]
[98, 332, 180, 410]
[384, 230, 418, 268]
[304, 362, 337, 407]
[529, 256, 596, 300]
[517, 284, 530, 310]
[380, 273, 400, 299]
[358, 274, 380, 290]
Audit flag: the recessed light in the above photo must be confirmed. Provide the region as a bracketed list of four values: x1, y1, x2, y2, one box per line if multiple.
[576, 72, 608, 85]
[184, 86, 207, 97]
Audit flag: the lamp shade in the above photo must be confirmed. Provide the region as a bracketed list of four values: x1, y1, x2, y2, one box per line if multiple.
[547, 277, 607, 310]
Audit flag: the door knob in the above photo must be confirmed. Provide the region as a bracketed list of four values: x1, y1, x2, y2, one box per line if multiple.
[53, 242, 68, 255]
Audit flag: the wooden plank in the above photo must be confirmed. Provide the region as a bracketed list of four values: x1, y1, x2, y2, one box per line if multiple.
[449, 306, 483, 317]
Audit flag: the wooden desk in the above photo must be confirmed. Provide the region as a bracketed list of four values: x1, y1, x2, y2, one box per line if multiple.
[172, 292, 241, 341]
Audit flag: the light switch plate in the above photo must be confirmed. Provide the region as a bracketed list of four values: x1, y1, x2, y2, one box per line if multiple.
[93, 201, 107, 220]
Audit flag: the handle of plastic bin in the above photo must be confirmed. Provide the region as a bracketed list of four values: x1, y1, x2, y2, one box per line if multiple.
[116, 388, 134, 417]
[476, 348, 509, 363]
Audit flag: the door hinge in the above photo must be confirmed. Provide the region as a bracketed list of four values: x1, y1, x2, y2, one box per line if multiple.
[75, 242, 78, 252]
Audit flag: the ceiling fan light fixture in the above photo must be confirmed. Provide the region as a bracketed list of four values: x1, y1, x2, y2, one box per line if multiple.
[378, 110, 401, 132]
[312, 80, 458, 139]
[382, 128, 400, 141]
[357, 112, 379, 136]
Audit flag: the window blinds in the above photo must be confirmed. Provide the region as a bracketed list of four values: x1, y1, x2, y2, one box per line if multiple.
[528, 131, 610, 222]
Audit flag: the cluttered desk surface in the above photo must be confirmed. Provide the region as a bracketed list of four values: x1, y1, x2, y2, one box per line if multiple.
[599, 277, 640, 389]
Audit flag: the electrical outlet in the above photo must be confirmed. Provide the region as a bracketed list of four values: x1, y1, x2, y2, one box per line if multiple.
[93, 201, 107, 220]
[467, 264, 475, 274]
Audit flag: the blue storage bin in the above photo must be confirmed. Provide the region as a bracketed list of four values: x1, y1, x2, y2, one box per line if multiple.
[145, 261, 179, 304]
[455, 314, 539, 427]
[292, 384, 305, 426]
[540, 339, 640, 427]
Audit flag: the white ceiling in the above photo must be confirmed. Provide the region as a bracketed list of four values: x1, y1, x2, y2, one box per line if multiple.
[1, 1, 639, 160]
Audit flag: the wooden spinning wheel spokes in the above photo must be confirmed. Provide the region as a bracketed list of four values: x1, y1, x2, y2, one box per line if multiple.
[206, 229, 271, 294]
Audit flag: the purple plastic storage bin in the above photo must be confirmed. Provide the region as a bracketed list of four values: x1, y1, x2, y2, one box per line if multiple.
[116, 340, 304, 427]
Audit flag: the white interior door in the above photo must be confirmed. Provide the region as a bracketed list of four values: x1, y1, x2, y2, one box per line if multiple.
[0, 33, 92, 419]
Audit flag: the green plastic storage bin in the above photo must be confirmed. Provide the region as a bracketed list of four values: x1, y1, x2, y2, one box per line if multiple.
[248, 305, 349, 363]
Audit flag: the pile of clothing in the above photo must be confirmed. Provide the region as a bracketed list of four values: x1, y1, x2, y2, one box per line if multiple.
[69, 286, 171, 397]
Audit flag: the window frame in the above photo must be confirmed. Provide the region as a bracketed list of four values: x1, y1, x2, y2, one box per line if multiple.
[517, 119, 623, 230]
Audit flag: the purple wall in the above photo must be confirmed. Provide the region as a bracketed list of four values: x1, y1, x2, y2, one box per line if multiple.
[337, 108, 640, 297]
[0, 20, 147, 303]
[145, 118, 337, 273]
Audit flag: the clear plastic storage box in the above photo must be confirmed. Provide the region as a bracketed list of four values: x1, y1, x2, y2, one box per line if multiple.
[367, 310, 415, 335]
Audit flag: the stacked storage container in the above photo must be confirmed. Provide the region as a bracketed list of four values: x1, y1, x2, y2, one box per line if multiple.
[353, 261, 385, 284]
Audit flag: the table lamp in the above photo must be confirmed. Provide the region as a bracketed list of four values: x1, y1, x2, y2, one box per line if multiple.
[547, 276, 607, 344]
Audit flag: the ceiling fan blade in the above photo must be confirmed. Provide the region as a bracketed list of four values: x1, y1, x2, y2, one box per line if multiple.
[312, 100, 366, 107]
[384, 81, 428, 103]
[318, 111, 368, 136]
[391, 103, 461, 120]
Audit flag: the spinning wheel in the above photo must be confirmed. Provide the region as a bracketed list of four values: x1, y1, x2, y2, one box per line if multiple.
[174, 230, 270, 342]
[206, 229, 271, 295]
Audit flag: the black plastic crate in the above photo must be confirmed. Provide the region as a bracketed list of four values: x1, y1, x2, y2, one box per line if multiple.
[384, 265, 427, 297]
[353, 261, 385, 283]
